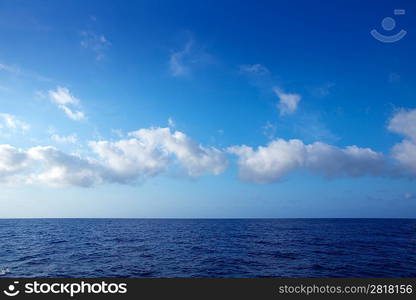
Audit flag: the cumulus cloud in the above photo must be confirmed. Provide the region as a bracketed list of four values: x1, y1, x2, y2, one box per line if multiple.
[388, 109, 416, 141]
[228, 139, 306, 183]
[26, 146, 103, 187]
[0, 113, 30, 136]
[0, 127, 227, 187]
[48, 87, 86, 120]
[388, 109, 416, 176]
[1, 109, 415, 187]
[273, 87, 301, 116]
[228, 139, 385, 183]
[91, 127, 228, 182]
[0, 145, 30, 183]
[391, 140, 416, 175]
[228, 108, 416, 183]
[0, 144, 103, 187]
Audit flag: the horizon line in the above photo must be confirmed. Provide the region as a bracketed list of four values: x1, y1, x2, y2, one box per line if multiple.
[0, 217, 415, 220]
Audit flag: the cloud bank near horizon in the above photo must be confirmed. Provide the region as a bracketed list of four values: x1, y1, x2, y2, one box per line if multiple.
[0, 109, 415, 188]
[0, 127, 228, 187]
[229, 108, 416, 183]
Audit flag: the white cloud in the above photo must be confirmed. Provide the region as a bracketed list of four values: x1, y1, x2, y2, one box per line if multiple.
[0, 145, 30, 183]
[228, 139, 306, 183]
[60, 106, 85, 121]
[305, 143, 384, 178]
[0, 113, 30, 131]
[0, 144, 105, 187]
[48, 87, 86, 120]
[391, 140, 416, 176]
[0, 127, 227, 187]
[388, 109, 416, 176]
[388, 109, 416, 141]
[111, 129, 124, 138]
[26, 146, 103, 187]
[0, 113, 30, 136]
[239, 64, 269, 76]
[273, 87, 301, 116]
[228, 108, 416, 183]
[48, 86, 80, 106]
[91, 127, 228, 182]
[228, 139, 384, 183]
[1, 109, 415, 187]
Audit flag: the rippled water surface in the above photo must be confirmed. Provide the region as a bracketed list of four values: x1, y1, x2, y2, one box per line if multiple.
[0, 219, 415, 277]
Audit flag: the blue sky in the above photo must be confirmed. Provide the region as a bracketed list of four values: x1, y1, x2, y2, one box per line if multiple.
[0, 0, 416, 218]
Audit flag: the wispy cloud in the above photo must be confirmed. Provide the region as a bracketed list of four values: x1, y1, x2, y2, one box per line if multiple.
[0, 113, 30, 136]
[168, 117, 175, 128]
[0, 62, 52, 82]
[169, 39, 214, 77]
[48, 86, 86, 121]
[170, 41, 192, 77]
[111, 129, 124, 138]
[80, 30, 111, 61]
[239, 64, 270, 76]
[273, 87, 301, 116]
[262, 122, 277, 140]
[0, 63, 21, 75]
[293, 112, 339, 143]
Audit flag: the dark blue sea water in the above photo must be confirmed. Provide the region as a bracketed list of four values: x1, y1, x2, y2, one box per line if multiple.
[0, 219, 415, 278]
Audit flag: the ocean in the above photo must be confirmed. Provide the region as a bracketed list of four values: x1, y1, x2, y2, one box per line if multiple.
[0, 219, 415, 278]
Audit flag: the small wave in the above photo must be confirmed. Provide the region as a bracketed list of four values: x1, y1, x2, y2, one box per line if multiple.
[0, 268, 10, 275]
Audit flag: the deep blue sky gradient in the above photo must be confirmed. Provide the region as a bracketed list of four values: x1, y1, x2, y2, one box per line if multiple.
[0, 0, 415, 217]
